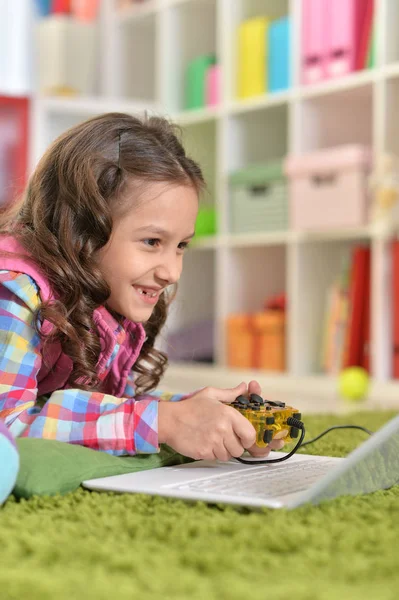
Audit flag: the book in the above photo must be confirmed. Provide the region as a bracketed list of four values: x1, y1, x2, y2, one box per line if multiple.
[343, 246, 371, 368]
[321, 259, 350, 374]
[392, 241, 399, 378]
[356, 0, 374, 70]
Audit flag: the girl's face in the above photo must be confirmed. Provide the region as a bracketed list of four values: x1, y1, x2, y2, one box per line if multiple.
[98, 182, 198, 323]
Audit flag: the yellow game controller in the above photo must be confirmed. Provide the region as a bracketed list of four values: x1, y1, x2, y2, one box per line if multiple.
[230, 394, 303, 447]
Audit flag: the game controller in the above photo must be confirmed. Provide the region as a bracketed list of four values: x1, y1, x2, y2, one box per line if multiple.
[230, 394, 303, 447]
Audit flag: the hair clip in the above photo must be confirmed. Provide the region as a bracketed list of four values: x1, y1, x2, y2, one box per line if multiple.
[118, 131, 122, 168]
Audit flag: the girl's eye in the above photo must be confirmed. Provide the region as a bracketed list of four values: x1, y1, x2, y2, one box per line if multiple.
[143, 238, 160, 247]
[178, 241, 190, 251]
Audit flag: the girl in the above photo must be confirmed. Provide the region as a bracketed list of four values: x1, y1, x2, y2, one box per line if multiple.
[0, 112, 283, 462]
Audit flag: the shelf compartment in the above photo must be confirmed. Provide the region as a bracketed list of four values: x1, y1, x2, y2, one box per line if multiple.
[163, 248, 215, 363]
[226, 0, 290, 103]
[180, 119, 217, 206]
[384, 0, 399, 66]
[292, 237, 371, 377]
[227, 104, 288, 172]
[384, 75, 399, 156]
[118, 10, 157, 102]
[117, 0, 160, 23]
[223, 245, 286, 315]
[297, 82, 373, 152]
[163, 0, 217, 114]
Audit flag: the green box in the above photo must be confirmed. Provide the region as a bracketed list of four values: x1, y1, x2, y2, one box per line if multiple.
[229, 161, 288, 233]
[195, 206, 217, 237]
[185, 54, 216, 110]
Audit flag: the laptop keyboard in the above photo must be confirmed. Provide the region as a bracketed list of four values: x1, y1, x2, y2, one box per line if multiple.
[169, 460, 337, 499]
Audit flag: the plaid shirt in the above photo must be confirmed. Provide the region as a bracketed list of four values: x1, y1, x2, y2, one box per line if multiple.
[0, 270, 185, 456]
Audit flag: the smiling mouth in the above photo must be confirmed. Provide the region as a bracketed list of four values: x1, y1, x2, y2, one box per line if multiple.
[132, 285, 162, 304]
[136, 287, 158, 298]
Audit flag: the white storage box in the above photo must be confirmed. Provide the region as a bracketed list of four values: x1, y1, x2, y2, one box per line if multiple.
[285, 145, 372, 231]
[35, 16, 98, 96]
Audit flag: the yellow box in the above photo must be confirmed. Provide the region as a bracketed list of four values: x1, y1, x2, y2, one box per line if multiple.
[237, 16, 269, 99]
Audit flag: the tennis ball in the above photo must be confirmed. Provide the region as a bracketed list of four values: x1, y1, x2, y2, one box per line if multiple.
[338, 367, 369, 402]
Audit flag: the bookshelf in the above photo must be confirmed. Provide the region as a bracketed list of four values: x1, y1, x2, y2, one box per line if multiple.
[28, 0, 399, 409]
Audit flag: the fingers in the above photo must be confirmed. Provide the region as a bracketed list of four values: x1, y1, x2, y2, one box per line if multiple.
[214, 435, 245, 462]
[269, 438, 285, 451]
[247, 445, 271, 458]
[248, 380, 262, 396]
[247, 438, 285, 458]
[206, 382, 248, 404]
[231, 410, 257, 449]
[224, 431, 245, 459]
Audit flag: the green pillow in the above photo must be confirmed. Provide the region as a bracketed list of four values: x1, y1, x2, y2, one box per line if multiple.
[14, 438, 194, 499]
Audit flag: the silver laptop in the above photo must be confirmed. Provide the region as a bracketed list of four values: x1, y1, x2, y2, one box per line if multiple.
[83, 413, 399, 509]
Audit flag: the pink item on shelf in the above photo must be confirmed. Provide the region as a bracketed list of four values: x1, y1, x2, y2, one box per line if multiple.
[285, 145, 372, 231]
[206, 64, 220, 107]
[72, 0, 99, 21]
[325, 0, 364, 77]
[301, 0, 328, 85]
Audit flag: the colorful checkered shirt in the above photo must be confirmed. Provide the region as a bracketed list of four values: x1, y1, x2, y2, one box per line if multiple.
[0, 270, 185, 456]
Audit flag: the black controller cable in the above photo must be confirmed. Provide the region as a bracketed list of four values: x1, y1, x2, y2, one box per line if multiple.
[235, 417, 306, 464]
[235, 422, 373, 465]
[301, 424, 373, 446]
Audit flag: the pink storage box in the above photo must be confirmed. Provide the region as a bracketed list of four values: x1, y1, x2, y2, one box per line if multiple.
[285, 145, 372, 231]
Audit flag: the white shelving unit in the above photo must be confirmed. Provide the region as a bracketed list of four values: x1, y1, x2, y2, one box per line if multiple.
[29, 0, 399, 410]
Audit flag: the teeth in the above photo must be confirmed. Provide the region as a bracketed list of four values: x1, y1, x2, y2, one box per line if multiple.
[137, 287, 157, 298]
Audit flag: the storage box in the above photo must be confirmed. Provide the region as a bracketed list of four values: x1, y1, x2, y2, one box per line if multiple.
[252, 312, 286, 371]
[226, 311, 286, 371]
[226, 315, 253, 369]
[229, 161, 288, 233]
[285, 145, 372, 231]
[195, 206, 217, 237]
[268, 16, 291, 92]
[35, 15, 98, 95]
[237, 17, 269, 99]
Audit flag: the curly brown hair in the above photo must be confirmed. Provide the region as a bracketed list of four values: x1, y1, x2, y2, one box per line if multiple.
[0, 112, 204, 393]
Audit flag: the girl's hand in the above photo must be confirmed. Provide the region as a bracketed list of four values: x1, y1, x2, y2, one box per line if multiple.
[158, 382, 257, 461]
[245, 379, 285, 458]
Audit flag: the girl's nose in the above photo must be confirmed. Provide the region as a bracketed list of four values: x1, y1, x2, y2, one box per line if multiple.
[155, 254, 182, 285]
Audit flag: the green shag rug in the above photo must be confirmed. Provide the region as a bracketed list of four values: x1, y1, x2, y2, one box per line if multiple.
[1, 411, 399, 600]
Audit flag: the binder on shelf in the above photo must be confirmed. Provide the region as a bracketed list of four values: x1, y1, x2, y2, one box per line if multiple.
[325, 0, 364, 77]
[301, 0, 328, 85]
[361, 263, 371, 373]
[392, 241, 399, 378]
[34, 0, 51, 16]
[356, 0, 374, 70]
[52, 0, 72, 14]
[343, 246, 371, 368]
[237, 17, 269, 99]
[0, 96, 29, 208]
[268, 16, 291, 93]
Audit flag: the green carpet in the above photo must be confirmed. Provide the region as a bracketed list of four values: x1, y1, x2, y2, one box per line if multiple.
[1, 411, 399, 600]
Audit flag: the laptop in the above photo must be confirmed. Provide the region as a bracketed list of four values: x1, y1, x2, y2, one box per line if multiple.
[83, 413, 399, 509]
